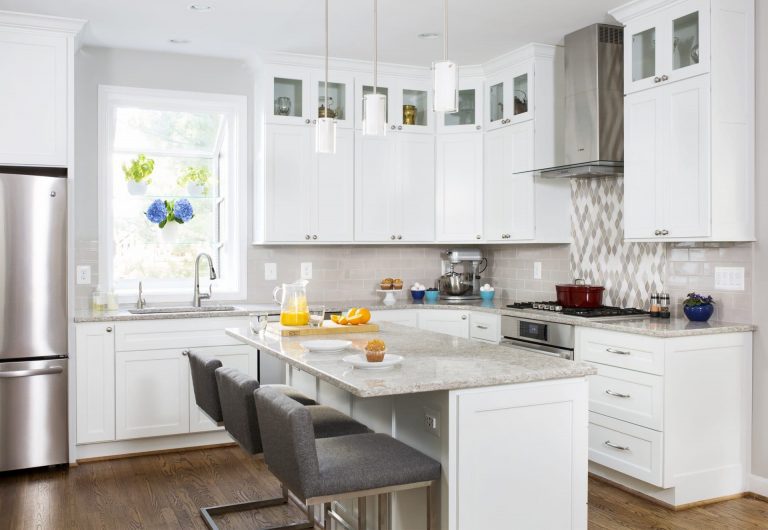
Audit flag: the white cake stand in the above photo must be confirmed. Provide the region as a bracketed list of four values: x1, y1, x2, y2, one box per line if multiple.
[376, 289, 403, 306]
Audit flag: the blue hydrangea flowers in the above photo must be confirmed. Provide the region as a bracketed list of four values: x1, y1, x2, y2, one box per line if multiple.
[145, 199, 195, 228]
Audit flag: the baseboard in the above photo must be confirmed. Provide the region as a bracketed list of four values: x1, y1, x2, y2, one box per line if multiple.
[76, 431, 235, 461]
[749, 474, 768, 499]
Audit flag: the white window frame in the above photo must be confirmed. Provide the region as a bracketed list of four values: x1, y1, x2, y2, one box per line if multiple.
[98, 85, 247, 303]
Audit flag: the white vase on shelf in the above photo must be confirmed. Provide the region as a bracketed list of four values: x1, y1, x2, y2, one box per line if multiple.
[186, 183, 207, 196]
[126, 180, 148, 195]
[158, 221, 179, 243]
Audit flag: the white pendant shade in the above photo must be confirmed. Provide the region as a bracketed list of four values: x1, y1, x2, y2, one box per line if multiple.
[433, 60, 458, 112]
[362, 92, 387, 136]
[316, 117, 337, 154]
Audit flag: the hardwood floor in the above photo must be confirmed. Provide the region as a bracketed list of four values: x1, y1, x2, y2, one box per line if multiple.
[0, 446, 766, 529]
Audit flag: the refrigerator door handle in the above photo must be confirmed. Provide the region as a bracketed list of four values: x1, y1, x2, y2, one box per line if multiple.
[0, 366, 64, 378]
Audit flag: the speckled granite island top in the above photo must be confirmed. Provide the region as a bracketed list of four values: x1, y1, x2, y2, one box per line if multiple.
[226, 322, 596, 398]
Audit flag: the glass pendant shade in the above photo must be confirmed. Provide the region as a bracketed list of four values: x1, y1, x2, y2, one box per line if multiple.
[433, 60, 458, 112]
[316, 117, 337, 154]
[362, 92, 387, 136]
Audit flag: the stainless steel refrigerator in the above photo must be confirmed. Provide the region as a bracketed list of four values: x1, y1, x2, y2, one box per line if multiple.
[0, 166, 68, 472]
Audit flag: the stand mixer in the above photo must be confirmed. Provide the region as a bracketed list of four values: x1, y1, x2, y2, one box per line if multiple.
[437, 249, 488, 302]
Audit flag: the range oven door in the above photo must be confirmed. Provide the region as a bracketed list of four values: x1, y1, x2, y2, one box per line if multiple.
[500, 316, 575, 360]
[500, 338, 574, 360]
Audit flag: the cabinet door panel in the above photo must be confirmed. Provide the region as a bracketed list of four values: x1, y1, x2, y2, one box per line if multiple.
[418, 310, 470, 339]
[624, 13, 661, 95]
[436, 133, 483, 242]
[0, 30, 67, 165]
[624, 89, 662, 239]
[663, 0, 710, 84]
[115, 349, 189, 440]
[76, 324, 116, 444]
[315, 128, 354, 241]
[265, 125, 312, 241]
[354, 133, 396, 241]
[397, 135, 435, 242]
[662, 75, 710, 238]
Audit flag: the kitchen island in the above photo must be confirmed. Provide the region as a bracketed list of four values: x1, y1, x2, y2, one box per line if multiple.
[227, 323, 596, 530]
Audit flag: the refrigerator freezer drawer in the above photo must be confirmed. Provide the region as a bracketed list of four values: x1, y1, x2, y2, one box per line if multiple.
[0, 358, 68, 471]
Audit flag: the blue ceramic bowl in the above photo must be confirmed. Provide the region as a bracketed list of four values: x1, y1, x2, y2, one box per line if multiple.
[425, 290, 440, 302]
[684, 303, 714, 322]
[480, 290, 495, 302]
[411, 289, 426, 300]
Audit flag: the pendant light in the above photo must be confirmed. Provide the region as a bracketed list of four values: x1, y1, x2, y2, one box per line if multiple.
[316, 0, 337, 153]
[432, 0, 458, 112]
[362, 0, 387, 135]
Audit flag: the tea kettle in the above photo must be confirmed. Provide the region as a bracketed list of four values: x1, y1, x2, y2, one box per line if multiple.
[273, 279, 309, 326]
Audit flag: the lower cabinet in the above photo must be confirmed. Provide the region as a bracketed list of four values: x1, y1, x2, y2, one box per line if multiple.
[369, 309, 419, 328]
[418, 310, 470, 339]
[75, 323, 116, 444]
[372, 309, 498, 342]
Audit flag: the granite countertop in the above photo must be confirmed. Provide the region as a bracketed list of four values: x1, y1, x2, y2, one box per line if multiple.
[74, 299, 755, 338]
[226, 323, 596, 398]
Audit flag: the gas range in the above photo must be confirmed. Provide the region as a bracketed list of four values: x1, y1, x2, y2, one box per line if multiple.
[506, 301, 650, 320]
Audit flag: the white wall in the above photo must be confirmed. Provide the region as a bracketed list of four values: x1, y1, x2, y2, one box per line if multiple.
[751, 1, 768, 483]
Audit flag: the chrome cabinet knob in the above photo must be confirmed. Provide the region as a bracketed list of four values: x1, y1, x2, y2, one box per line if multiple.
[305, 234, 311, 240]
[476, 125, 481, 130]
[461, 315, 467, 320]
[397, 235, 402, 240]
[654, 77, 662, 83]
[390, 125, 396, 130]
[182, 349, 190, 356]
[312, 234, 318, 240]
[661, 74, 669, 81]
[106, 327, 113, 333]
[305, 119, 311, 124]
[397, 125, 403, 130]
[661, 229, 669, 236]
[654, 230, 662, 236]
[390, 235, 396, 240]
[312, 119, 317, 124]
[476, 234, 482, 239]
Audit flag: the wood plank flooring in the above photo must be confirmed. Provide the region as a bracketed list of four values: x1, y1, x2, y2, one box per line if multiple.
[0, 446, 766, 529]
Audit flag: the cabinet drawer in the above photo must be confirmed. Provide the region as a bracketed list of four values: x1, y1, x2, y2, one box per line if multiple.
[589, 412, 663, 487]
[587, 363, 663, 431]
[115, 317, 249, 351]
[370, 310, 419, 328]
[418, 310, 470, 339]
[579, 328, 664, 375]
[470, 312, 499, 343]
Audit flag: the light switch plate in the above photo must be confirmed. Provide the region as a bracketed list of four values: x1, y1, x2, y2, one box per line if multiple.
[264, 262, 277, 281]
[533, 262, 542, 280]
[300, 262, 313, 280]
[76, 265, 91, 285]
[714, 267, 745, 291]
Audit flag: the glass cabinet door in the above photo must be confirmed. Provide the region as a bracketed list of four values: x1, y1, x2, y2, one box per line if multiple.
[510, 70, 531, 123]
[312, 72, 354, 128]
[488, 80, 505, 128]
[268, 70, 311, 125]
[631, 27, 656, 84]
[664, 0, 709, 83]
[399, 86, 431, 132]
[671, 11, 699, 71]
[439, 79, 483, 133]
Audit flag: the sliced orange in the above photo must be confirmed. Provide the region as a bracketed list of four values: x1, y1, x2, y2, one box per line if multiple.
[330, 315, 342, 324]
[347, 314, 365, 325]
[338, 316, 349, 325]
[355, 308, 371, 324]
[346, 307, 358, 319]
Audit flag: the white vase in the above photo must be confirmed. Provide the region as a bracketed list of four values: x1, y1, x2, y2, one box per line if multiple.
[126, 180, 148, 195]
[186, 183, 206, 196]
[159, 221, 179, 243]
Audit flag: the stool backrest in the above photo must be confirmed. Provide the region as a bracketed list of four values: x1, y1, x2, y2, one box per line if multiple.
[215, 367, 263, 454]
[254, 386, 320, 500]
[188, 351, 223, 423]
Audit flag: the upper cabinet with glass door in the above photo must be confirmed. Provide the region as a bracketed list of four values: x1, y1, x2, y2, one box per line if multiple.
[267, 68, 311, 125]
[485, 62, 533, 131]
[354, 76, 434, 133]
[311, 71, 355, 128]
[621, 0, 710, 94]
[437, 78, 484, 134]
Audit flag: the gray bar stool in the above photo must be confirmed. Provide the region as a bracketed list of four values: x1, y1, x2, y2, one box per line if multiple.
[199, 366, 372, 530]
[255, 386, 442, 530]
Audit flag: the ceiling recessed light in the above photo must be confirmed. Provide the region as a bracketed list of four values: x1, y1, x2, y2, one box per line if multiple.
[169, 39, 190, 44]
[418, 32, 440, 40]
[188, 4, 213, 11]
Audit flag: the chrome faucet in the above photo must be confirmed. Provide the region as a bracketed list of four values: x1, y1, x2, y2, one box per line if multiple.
[193, 253, 217, 307]
[136, 281, 146, 309]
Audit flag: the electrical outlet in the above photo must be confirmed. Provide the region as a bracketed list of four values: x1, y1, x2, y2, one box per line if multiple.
[264, 262, 277, 281]
[533, 262, 542, 280]
[76, 265, 91, 285]
[301, 262, 313, 280]
[423, 407, 440, 437]
[714, 267, 745, 291]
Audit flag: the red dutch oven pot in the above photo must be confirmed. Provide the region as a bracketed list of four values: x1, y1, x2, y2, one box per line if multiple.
[556, 279, 605, 308]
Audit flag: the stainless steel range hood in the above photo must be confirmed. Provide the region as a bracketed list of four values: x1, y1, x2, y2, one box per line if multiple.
[535, 23, 624, 179]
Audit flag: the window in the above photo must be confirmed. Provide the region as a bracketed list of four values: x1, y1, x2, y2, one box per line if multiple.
[99, 86, 247, 302]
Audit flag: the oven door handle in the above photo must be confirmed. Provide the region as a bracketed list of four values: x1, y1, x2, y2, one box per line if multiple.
[500, 338, 574, 360]
[0, 366, 64, 378]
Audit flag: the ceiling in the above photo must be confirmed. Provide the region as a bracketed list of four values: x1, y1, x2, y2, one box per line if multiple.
[0, 0, 625, 65]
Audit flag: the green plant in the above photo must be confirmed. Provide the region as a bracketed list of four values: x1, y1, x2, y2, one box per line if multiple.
[683, 292, 714, 307]
[122, 154, 155, 184]
[177, 166, 211, 195]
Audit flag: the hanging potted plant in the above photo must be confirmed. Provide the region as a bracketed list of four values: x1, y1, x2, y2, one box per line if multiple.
[145, 198, 195, 243]
[682, 292, 715, 322]
[177, 166, 211, 196]
[122, 154, 155, 195]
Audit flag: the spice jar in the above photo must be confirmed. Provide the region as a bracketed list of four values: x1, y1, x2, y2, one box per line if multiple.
[649, 293, 660, 318]
[659, 293, 671, 319]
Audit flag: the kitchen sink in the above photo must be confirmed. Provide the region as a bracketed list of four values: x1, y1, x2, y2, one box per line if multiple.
[127, 305, 238, 315]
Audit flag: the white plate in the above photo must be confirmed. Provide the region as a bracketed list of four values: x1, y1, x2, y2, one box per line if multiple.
[342, 353, 404, 369]
[300, 340, 352, 353]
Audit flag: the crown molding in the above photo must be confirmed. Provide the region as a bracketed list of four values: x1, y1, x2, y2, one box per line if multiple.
[482, 42, 559, 76]
[609, 0, 688, 23]
[0, 10, 86, 34]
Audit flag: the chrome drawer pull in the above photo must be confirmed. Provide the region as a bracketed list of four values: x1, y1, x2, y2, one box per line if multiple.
[606, 348, 631, 355]
[476, 325, 488, 330]
[605, 389, 631, 399]
[604, 441, 630, 451]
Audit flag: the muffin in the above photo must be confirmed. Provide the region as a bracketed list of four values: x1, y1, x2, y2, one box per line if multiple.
[380, 278, 394, 290]
[392, 278, 403, 290]
[365, 339, 386, 362]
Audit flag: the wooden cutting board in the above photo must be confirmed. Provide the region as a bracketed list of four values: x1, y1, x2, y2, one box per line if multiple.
[266, 321, 380, 337]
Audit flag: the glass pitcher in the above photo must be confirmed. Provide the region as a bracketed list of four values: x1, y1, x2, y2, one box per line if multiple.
[273, 279, 309, 326]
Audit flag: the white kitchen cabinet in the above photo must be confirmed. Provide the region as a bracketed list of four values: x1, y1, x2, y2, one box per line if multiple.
[189, 345, 257, 433]
[437, 77, 484, 134]
[76, 323, 116, 444]
[370, 310, 419, 328]
[354, 132, 435, 242]
[266, 67, 312, 125]
[311, 71, 355, 128]
[418, 310, 470, 339]
[485, 62, 534, 131]
[115, 348, 191, 440]
[355, 76, 434, 133]
[435, 132, 484, 242]
[618, 0, 710, 95]
[0, 21, 80, 166]
[264, 124, 353, 242]
[469, 312, 500, 343]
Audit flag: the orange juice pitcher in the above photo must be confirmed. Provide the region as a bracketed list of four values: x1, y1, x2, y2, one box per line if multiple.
[273, 279, 310, 326]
